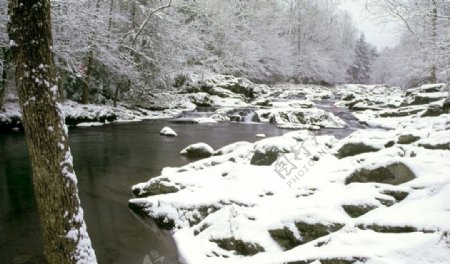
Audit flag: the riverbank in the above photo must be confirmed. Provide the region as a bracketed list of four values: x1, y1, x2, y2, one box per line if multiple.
[130, 83, 450, 264]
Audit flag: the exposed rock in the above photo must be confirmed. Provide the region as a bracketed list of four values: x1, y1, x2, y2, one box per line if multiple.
[250, 137, 295, 166]
[251, 150, 284, 166]
[443, 98, 450, 113]
[421, 104, 444, 117]
[180, 143, 214, 158]
[384, 141, 395, 148]
[375, 198, 396, 207]
[418, 142, 450, 150]
[358, 224, 418, 233]
[397, 134, 420, 144]
[342, 204, 378, 218]
[295, 221, 344, 244]
[345, 162, 416, 185]
[381, 190, 409, 202]
[270, 222, 344, 250]
[211, 238, 264, 256]
[131, 178, 181, 198]
[269, 227, 301, 250]
[343, 93, 356, 101]
[160, 126, 177, 137]
[336, 142, 380, 159]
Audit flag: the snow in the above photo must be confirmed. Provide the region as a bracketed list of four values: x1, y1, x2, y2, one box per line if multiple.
[76, 122, 105, 127]
[180, 143, 215, 157]
[160, 126, 178, 137]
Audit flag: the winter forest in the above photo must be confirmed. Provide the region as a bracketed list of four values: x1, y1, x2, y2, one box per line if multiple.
[1, 0, 450, 264]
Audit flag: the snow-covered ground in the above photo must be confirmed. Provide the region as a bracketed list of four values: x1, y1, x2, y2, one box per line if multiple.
[129, 82, 450, 264]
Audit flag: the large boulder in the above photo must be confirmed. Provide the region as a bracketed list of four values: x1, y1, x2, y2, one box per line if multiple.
[345, 162, 416, 185]
[201, 75, 257, 98]
[250, 136, 296, 165]
[188, 92, 213, 107]
[403, 84, 448, 106]
[180, 143, 214, 158]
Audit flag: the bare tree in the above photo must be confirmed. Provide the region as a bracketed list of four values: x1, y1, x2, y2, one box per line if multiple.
[8, 0, 97, 262]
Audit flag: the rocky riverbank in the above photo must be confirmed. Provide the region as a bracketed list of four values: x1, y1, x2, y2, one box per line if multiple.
[129, 82, 450, 264]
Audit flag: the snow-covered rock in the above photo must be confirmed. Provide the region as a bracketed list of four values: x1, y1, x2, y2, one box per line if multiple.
[160, 126, 177, 137]
[188, 92, 214, 107]
[255, 107, 346, 129]
[135, 92, 196, 111]
[180, 143, 215, 158]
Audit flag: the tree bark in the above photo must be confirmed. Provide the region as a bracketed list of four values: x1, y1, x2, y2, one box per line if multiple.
[8, 0, 97, 263]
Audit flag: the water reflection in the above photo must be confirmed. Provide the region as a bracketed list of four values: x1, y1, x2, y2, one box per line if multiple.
[0, 120, 286, 264]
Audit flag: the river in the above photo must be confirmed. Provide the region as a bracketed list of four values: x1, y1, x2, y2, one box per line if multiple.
[0, 105, 360, 264]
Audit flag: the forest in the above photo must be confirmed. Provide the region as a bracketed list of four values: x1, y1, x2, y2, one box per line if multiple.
[1, 0, 449, 107]
[0, 1, 449, 264]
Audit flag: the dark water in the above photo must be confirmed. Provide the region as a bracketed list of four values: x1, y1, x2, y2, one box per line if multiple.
[0, 120, 286, 264]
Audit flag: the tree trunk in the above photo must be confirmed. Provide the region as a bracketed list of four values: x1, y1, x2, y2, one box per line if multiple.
[82, 49, 93, 104]
[430, 0, 438, 84]
[8, 0, 97, 263]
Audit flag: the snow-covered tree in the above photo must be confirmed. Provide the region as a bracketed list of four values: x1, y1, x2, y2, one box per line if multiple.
[347, 34, 377, 84]
[370, 0, 450, 87]
[7, 0, 97, 262]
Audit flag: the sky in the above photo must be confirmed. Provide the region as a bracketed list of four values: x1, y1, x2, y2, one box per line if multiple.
[339, 0, 401, 50]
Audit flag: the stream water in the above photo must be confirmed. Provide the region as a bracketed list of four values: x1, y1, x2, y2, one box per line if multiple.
[0, 106, 360, 264]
